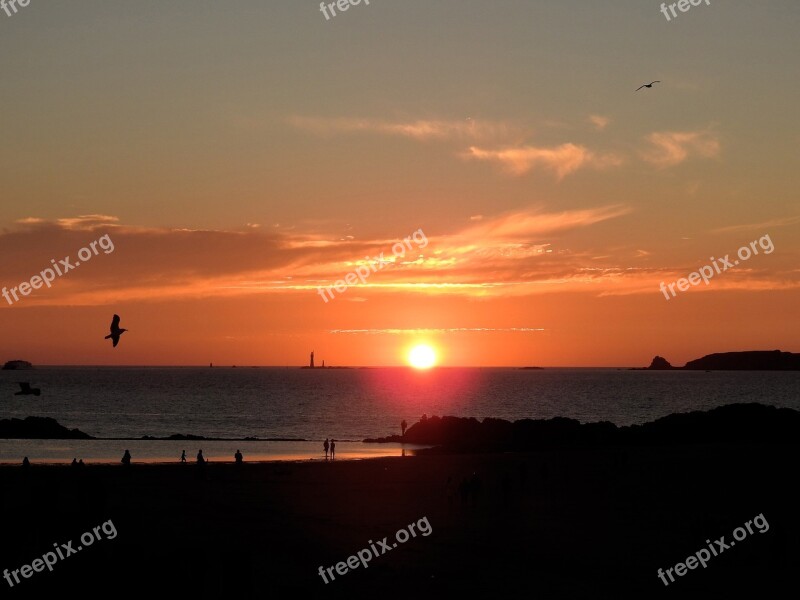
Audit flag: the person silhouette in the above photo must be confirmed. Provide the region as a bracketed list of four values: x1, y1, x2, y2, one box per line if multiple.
[197, 449, 205, 465]
[72, 458, 78, 467]
[401, 420, 408, 436]
[323, 438, 330, 459]
[180, 450, 186, 463]
[78, 459, 85, 468]
[234, 449, 243, 464]
[22, 456, 30, 468]
[330, 439, 336, 460]
[121, 450, 131, 466]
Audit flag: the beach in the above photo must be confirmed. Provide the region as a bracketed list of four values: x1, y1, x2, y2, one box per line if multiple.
[1, 441, 796, 599]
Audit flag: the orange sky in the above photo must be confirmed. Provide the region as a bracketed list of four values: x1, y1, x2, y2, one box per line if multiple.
[1, 1, 798, 366]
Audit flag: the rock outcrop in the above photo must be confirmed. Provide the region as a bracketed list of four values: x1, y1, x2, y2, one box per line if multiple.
[365, 403, 800, 451]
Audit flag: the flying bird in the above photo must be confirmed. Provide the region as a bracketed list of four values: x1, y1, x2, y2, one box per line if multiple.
[105, 314, 128, 347]
[15, 382, 41, 396]
[636, 81, 661, 91]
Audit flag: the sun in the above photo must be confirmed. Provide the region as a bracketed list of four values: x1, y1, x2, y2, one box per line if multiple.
[408, 344, 437, 369]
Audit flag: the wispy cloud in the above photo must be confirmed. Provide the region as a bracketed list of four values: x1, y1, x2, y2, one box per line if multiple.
[463, 143, 623, 178]
[710, 215, 800, 234]
[330, 328, 545, 334]
[291, 114, 630, 179]
[289, 116, 508, 142]
[642, 130, 720, 167]
[589, 115, 610, 131]
[455, 205, 631, 241]
[17, 215, 120, 231]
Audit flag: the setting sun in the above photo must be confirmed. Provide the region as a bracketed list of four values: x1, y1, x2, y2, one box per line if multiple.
[408, 344, 437, 369]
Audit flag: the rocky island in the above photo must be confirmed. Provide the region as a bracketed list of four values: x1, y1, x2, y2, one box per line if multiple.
[2, 360, 33, 370]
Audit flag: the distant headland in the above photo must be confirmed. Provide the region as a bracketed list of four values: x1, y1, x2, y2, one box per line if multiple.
[642, 350, 800, 370]
[0, 417, 309, 441]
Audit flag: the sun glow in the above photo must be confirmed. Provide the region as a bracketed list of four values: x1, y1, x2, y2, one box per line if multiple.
[408, 344, 437, 369]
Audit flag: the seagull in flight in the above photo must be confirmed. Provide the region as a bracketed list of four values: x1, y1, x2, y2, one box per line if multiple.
[104, 314, 128, 347]
[15, 382, 41, 396]
[636, 81, 661, 91]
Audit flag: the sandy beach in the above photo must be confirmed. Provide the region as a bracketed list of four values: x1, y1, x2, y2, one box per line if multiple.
[1, 441, 796, 599]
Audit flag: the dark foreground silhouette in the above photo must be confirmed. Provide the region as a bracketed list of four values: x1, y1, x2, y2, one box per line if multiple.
[364, 403, 800, 449]
[1, 403, 797, 598]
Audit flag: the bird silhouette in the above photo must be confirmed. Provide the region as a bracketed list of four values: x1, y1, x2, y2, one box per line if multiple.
[15, 382, 41, 396]
[636, 81, 661, 91]
[104, 314, 128, 347]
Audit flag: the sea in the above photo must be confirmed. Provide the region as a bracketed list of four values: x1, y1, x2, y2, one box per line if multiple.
[2, 366, 799, 464]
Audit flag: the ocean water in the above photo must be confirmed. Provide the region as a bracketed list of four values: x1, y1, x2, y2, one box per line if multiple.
[2, 367, 799, 462]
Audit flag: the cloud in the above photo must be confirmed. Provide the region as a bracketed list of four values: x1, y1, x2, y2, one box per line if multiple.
[17, 215, 120, 231]
[710, 215, 800, 234]
[291, 114, 629, 179]
[456, 205, 631, 241]
[5, 206, 792, 307]
[589, 115, 610, 131]
[642, 131, 720, 167]
[289, 116, 508, 142]
[329, 328, 545, 334]
[0, 207, 631, 305]
[463, 144, 623, 178]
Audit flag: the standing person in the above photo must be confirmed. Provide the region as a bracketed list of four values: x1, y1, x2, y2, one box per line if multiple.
[234, 449, 243, 464]
[180, 450, 186, 463]
[401, 420, 408, 437]
[330, 439, 336, 460]
[121, 450, 131, 466]
[323, 438, 330, 460]
[197, 449, 205, 465]
[22, 457, 30, 468]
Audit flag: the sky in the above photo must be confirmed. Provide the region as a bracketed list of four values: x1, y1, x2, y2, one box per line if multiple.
[1, 0, 799, 367]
